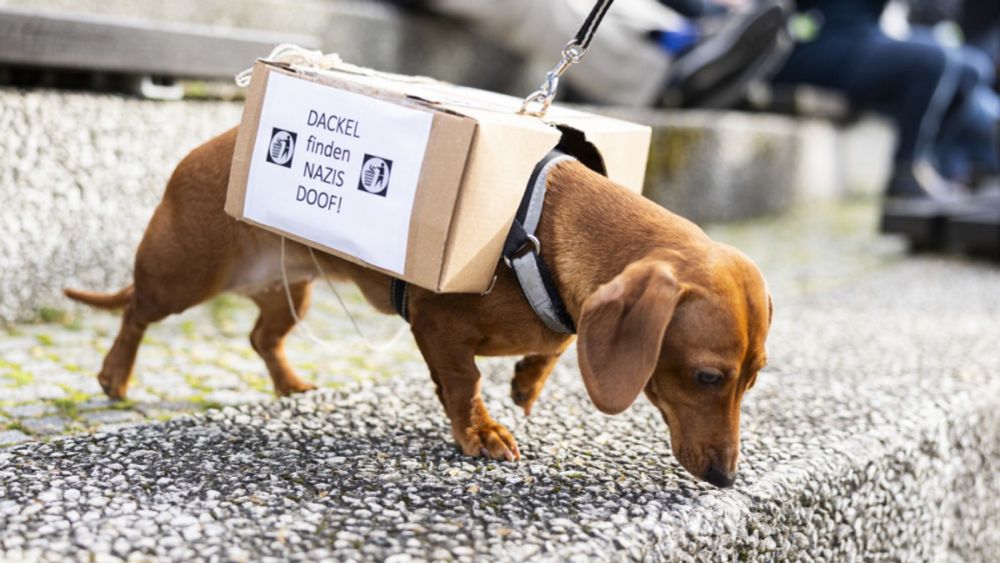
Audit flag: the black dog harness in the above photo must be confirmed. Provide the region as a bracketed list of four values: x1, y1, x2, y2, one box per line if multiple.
[390, 150, 577, 334]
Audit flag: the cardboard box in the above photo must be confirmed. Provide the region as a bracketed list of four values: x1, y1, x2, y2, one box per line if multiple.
[226, 60, 651, 293]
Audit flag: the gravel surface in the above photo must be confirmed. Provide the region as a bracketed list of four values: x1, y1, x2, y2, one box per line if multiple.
[2, 203, 999, 561]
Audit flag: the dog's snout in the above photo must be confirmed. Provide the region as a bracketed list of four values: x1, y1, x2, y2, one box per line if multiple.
[703, 464, 736, 488]
[702, 447, 738, 488]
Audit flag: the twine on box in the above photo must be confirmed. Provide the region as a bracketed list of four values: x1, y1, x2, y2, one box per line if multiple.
[235, 44, 347, 87]
[279, 238, 410, 353]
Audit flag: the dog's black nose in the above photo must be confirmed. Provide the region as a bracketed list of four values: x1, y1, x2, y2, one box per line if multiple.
[703, 465, 736, 488]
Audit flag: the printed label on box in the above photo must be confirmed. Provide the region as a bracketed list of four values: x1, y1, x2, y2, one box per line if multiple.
[243, 71, 433, 274]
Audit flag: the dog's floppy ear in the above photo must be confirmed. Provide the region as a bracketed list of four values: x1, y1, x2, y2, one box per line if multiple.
[577, 260, 682, 415]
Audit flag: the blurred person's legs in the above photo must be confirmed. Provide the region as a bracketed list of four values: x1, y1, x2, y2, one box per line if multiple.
[961, 0, 1000, 62]
[933, 48, 1000, 186]
[774, 29, 961, 199]
[660, 1, 789, 108]
[903, 26, 1000, 187]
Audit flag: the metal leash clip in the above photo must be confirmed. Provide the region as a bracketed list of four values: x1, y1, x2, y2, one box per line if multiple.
[518, 40, 587, 118]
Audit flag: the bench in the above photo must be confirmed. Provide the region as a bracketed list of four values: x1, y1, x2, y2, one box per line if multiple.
[0, 6, 320, 98]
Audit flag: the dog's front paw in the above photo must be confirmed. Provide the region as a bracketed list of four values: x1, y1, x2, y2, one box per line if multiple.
[457, 421, 521, 462]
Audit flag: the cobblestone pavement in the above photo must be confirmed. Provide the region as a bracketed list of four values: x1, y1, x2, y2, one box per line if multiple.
[2, 201, 998, 561]
[0, 281, 416, 448]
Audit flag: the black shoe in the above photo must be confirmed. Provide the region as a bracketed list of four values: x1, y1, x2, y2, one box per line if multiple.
[885, 161, 969, 201]
[880, 164, 1000, 252]
[881, 162, 970, 249]
[946, 208, 1000, 260]
[945, 187, 1000, 258]
[662, 2, 790, 108]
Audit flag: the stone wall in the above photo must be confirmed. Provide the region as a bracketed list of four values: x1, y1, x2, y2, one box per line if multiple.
[603, 108, 892, 223]
[0, 90, 243, 322]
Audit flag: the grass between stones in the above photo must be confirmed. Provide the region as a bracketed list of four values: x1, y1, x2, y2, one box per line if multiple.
[0, 361, 35, 387]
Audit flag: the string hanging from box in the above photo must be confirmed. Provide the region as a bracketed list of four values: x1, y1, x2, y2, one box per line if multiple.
[279, 237, 410, 353]
[238, 46, 415, 351]
[518, 0, 616, 117]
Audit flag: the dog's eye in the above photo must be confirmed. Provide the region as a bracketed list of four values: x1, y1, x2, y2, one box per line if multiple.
[696, 370, 724, 386]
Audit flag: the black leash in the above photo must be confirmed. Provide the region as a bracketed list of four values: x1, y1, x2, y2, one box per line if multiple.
[519, 0, 616, 116]
[575, 0, 615, 51]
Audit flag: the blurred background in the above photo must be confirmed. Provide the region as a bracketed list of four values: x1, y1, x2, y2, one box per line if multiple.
[0, 2, 999, 560]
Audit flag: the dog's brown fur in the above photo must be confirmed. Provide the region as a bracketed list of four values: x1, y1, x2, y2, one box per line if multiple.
[66, 127, 771, 487]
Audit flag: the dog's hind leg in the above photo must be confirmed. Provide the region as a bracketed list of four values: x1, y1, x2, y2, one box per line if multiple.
[249, 281, 317, 396]
[95, 273, 226, 400]
[510, 341, 571, 416]
[96, 295, 170, 400]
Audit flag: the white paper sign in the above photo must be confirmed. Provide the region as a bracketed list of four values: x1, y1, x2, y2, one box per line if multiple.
[243, 71, 433, 275]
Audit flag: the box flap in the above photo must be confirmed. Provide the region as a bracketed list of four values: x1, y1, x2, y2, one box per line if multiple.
[225, 63, 272, 220]
[546, 106, 652, 194]
[437, 119, 561, 293]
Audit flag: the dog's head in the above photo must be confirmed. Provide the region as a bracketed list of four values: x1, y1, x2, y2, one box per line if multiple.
[576, 248, 772, 487]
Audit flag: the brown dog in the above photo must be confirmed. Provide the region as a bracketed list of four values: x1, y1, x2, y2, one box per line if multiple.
[65, 127, 771, 487]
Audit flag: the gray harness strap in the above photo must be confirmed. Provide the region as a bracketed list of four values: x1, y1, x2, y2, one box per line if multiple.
[502, 151, 577, 334]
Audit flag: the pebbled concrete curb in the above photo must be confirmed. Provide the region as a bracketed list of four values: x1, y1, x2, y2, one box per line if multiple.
[1, 255, 998, 561]
[593, 107, 894, 223]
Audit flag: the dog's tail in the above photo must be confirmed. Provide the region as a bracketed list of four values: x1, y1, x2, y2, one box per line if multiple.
[63, 285, 134, 310]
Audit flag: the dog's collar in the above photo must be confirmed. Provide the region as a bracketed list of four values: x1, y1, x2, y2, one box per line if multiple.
[501, 150, 577, 334]
[391, 150, 578, 334]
